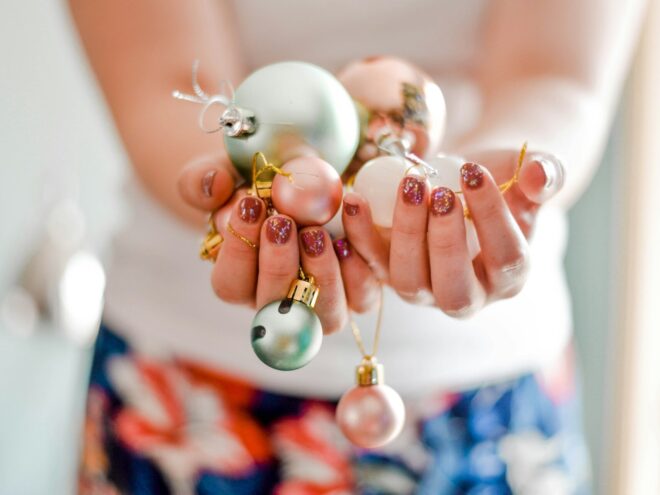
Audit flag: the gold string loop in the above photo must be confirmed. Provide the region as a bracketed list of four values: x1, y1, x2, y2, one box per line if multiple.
[349, 284, 385, 360]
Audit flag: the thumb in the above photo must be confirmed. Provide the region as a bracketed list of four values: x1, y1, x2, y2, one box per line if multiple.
[517, 152, 565, 204]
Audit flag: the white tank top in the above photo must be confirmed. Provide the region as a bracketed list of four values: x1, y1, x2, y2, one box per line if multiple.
[103, 0, 572, 398]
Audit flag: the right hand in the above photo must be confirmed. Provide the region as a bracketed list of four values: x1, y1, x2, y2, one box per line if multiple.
[177, 154, 381, 334]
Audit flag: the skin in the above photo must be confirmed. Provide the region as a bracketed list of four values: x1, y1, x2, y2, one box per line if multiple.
[69, 0, 646, 332]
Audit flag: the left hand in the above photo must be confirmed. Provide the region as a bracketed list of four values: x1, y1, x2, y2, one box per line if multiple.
[340, 148, 565, 317]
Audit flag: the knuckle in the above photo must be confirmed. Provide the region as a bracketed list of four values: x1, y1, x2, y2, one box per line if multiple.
[437, 295, 479, 319]
[391, 222, 425, 240]
[259, 260, 295, 281]
[428, 233, 461, 257]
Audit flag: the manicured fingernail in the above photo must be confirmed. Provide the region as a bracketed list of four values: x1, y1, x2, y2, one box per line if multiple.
[461, 163, 484, 189]
[430, 187, 455, 216]
[301, 229, 325, 257]
[238, 196, 262, 224]
[536, 156, 565, 201]
[266, 217, 292, 244]
[401, 176, 426, 205]
[344, 201, 359, 216]
[333, 238, 351, 260]
[202, 170, 217, 197]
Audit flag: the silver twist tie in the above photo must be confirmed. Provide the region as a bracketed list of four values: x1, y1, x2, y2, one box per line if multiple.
[172, 60, 257, 137]
[375, 127, 437, 177]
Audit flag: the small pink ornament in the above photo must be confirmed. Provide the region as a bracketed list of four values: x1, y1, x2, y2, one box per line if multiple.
[272, 156, 343, 226]
[336, 360, 405, 449]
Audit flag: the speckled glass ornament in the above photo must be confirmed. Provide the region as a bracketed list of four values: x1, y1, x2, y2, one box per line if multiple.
[250, 273, 322, 371]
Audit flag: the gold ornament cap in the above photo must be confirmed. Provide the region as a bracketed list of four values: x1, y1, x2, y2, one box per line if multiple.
[355, 358, 384, 386]
[287, 277, 319, 308]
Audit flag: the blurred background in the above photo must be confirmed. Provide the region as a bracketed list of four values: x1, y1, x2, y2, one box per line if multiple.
[1, 2, 658, 494]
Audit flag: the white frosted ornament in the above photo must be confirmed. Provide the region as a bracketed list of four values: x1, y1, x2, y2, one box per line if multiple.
[426, 154, 480, 259]
[324, 201, 345, 238]
[352, 155, 411, 228]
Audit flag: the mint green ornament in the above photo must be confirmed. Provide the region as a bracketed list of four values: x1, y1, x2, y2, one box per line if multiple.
[225, 61, 359, 181]
[250, 272, 322, 371]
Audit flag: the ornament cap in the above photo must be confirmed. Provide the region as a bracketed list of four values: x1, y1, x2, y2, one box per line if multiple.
[355, 358, 384, 386]
[287, 277, 319, 308]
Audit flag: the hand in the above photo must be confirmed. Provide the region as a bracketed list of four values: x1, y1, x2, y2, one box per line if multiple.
[340, 148, 565, 317]
[177, 154, 380, 334]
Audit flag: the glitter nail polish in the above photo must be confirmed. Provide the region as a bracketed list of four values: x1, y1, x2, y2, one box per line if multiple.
[461, 163, 484, 189]
[333, 238, 352, 260]
[239, 197, 262, 224]
[266, 217, 292, 244]
[202, 170, 217, 197]
[430, 187, 455, 216]
[301, 230, 325, 257]
[401, 176, 426, 205]
[344, 201, 360, 216]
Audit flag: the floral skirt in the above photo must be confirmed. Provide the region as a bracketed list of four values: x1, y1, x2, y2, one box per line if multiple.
[79, 325, 590, 495]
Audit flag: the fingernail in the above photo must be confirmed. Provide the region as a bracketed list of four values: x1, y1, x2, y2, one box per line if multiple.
[301, 229, 325, 257]
[430, 187, 455, 216]
[333, 238, 351, 260]
[401, 176, 426, 205]
[344, 201, 359, 216]
[536, 156, 565, 201]
[266, 217, 292, 244]
[461, 163, 484, 189]
[238, 196, 262, 224]
[202, 170, 217, 197]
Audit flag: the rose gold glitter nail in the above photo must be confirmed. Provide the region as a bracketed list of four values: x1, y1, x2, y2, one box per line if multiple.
[238, 197, 262, 224]
[401, 176, 426, 205]
[202, 170, 217, 197]
[343, 201, 359, 216]
[266, 217, 292, 244]
[461, 163, 484, 189]
[430, 187, 455, 216]
[301, 229, 325, 257]
[333, 238, 352, 260]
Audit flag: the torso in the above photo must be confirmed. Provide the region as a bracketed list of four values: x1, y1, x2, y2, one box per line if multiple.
[103, 0, 573, 398]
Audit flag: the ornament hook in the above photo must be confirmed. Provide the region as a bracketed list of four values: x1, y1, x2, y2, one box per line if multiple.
[172, 60, 257, 137]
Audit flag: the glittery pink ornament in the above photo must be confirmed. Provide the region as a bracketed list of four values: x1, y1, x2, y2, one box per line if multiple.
[338, 56, 446, 163]
[272, 156, 343, 226]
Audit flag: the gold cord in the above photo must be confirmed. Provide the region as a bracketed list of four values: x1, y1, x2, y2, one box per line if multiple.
[349, 284, 385, 360]
[456, 142, 528, 218]
[199, 210, 224, 261]
[226, 221, 258, 249]
[251, 152, 293, 188]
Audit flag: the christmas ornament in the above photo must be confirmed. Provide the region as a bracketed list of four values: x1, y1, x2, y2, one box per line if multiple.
[352, 155, 415, 228]
[338, 56, 446, 169]
[174, 61, 360, 181]
[251, 268, 322, 371]
[336, 287, 405, 448]
[272, 156, 343, 226]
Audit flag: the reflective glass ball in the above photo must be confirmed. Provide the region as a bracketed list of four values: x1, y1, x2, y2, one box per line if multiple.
[251, 299, 323, 371]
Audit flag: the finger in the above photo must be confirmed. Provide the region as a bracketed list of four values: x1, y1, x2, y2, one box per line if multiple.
[177, 152, 239, 211]
[461, 162, 530, 299]
[333, 238, 380, 313]
[390, 176, 432, 302]
[299, 228, 348, 334]
[427, 187, 486, 317]
[517, 152, 565, 204]
[255, 216, 299, 308]
[211, 192, 266, 305]
[341, 192, 389, 281]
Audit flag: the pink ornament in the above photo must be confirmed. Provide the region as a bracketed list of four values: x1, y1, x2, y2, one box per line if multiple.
[336, 383, 405, 449]
[272, 156, 343, 226]
[338, 56, 446, 163]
